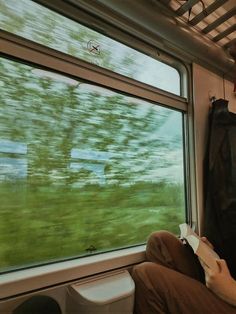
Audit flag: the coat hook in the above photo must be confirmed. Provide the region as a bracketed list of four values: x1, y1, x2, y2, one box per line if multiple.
[209, 96, 216, 103]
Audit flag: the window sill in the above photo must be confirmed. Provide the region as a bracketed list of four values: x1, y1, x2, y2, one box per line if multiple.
[0, 245, 146, 299]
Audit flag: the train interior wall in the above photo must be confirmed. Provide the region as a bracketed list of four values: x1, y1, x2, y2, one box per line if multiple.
[193, 63, 235, 233]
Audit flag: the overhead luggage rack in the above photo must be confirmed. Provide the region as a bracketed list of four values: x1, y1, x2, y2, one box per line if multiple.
[156, 0, 236, 54]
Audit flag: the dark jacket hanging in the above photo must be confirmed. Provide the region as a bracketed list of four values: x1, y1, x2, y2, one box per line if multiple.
[203, 98, 236, 278]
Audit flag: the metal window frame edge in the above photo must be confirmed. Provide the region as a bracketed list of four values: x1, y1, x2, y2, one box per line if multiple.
[33, 0, 188, 98]
[183, 64, 199, 231]
[0, 246, 146, 300]
[0, 1, 196, 287]
[0, 30, 187, 111]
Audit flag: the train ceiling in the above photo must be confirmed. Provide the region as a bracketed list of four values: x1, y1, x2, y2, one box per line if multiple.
[157, 0, 235, 52]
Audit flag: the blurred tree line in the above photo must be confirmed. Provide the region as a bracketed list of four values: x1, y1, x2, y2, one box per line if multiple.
[0, 0, 185, 271]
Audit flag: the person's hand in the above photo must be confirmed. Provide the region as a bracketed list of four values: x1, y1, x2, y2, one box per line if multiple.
[198, 236, 215, 272]
[198, 237, 236, 306]
[201, 258, 236, 306]
[200, 236, 214, 249]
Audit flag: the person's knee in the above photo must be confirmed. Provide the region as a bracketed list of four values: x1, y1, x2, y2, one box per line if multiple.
[147, 230, 176, 246]
[146, 231, 182, 266]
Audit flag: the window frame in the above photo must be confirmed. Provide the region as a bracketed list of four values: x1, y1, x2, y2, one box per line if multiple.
[0, 0, 197, 296]
[0, 245, 145, 299]
[31, 0, 187, 96]
[0, 30, 187, 110]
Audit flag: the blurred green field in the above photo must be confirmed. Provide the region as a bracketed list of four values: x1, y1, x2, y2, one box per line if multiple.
[0, 182, 184, 271]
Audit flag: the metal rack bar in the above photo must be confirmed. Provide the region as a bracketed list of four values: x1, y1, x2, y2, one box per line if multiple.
[176, 0, 199, 15]
[212, 24, 236, 42]
[202, 7, 236, 34]
[189, 0, 228, 25]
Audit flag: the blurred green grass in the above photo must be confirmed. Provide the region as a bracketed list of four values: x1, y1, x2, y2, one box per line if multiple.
[0, 181, 185, 271]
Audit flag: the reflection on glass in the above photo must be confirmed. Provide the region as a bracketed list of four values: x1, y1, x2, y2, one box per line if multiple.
[0, 0, 180, 95]
[0, 57, 185, 272]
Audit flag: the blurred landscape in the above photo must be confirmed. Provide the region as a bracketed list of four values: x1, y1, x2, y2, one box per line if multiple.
[0, 0, 185, 272]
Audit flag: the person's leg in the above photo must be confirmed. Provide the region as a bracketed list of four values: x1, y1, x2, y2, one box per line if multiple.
[146, 230, 203, 281]
[132, 262, 236, 314]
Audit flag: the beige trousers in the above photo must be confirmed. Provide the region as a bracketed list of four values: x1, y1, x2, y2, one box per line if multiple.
[132, 231, 236, 314]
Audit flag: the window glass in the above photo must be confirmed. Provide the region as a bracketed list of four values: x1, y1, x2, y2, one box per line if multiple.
[0, 0, 180, 95]
[0, 57, 185, 272]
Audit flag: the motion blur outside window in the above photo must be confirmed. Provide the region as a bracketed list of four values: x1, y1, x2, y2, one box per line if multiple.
[0, 0, 185, 272]
[0, 0, 180, 95]
[0, 58, 185, 271]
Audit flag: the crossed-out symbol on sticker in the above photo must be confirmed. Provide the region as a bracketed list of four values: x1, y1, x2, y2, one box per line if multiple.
[87, 40, 101, 55]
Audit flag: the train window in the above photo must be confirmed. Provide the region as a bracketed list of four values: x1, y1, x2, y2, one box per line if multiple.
[0, 57, 185, 272]
[0, 0, 180, 95]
